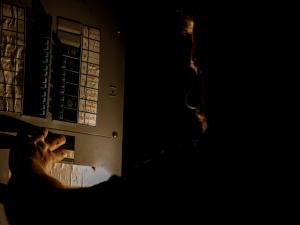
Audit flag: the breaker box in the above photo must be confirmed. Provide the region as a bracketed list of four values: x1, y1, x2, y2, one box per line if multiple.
[0, 0, 125, 178]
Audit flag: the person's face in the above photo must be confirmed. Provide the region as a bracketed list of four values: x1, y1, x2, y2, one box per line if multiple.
[178, 14, 208, 133]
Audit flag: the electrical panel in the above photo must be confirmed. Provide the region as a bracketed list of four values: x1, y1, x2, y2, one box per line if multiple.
[0, 0, 124, 177]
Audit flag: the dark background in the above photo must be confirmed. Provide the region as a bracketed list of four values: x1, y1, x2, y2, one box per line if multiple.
[108, 1, 209, 175]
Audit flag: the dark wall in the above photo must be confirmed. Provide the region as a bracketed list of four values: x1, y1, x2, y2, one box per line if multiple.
[110, 2, 209, 175]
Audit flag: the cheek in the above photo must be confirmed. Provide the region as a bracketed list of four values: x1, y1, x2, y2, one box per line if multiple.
[196, 113, 206, 123]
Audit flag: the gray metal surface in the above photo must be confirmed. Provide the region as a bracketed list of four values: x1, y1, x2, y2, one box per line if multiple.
[0, 0, 124, 174]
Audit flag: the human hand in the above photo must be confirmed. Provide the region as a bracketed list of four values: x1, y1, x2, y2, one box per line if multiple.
[4, 128, 70, 224]
[9, 128, 68, 184]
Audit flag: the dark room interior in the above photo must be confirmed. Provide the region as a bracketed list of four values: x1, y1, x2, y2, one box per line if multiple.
[0, 0, 208, 224]
[115, 1, 209, 175]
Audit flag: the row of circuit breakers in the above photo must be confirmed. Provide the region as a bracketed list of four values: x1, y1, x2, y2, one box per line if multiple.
[0, 1, 101, 126]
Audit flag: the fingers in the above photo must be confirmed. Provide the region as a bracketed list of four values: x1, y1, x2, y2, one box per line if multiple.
[34, 128, 48, 153]
[34, 128, 48, 144]
[52, 149, 68, 163]
[36, 140, 48, 152]
[46, 135, 66, 151]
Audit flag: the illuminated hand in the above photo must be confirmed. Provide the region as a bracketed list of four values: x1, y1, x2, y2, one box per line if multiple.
[29, 128, 67, 174]
[5, 128, 69, 224]
[9, 128, 68, 187]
